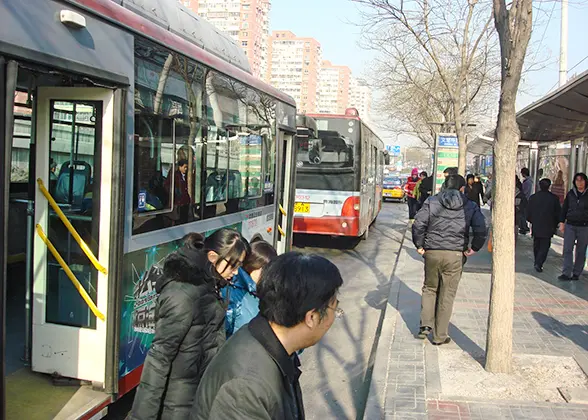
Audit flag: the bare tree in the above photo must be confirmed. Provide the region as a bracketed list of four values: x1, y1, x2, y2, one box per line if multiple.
[485, 0, 533, 374]
[354, 0, 496, 174]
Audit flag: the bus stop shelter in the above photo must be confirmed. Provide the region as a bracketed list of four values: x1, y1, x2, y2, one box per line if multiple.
[468, 69, 588, 200]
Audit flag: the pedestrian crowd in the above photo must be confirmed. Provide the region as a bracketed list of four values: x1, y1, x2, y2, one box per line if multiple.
[127, 229, 343, 420]
[408, 165, 588, 348]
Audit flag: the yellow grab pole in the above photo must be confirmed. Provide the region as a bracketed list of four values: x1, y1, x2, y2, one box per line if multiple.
[36, 224, 105, 322]
[279, 204, 287, 216]
[37, 178, 107, 274]
[277, 225, 286, 237]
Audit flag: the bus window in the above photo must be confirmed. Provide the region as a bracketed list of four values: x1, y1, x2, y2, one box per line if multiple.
[203, 71, 274, 217]
[132, 38, 204, 234]
[11, 91, 32, 187]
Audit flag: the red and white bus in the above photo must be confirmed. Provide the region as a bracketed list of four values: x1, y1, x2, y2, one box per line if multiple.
[294, 109, 385, 240]
[1, 0, 297, 418]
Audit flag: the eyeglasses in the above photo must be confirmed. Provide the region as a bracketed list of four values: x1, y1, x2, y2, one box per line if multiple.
[328, 300, 344, 319]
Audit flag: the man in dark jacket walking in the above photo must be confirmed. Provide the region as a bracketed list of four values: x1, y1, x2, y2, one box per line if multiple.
[527, 178, 561, 272]
[412, 175, 486, 345]
[192, 252, 344, 419]
[559, 172, 588, 281]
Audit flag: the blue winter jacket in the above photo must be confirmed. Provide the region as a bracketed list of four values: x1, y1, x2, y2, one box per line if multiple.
[221, 267, 259, 338]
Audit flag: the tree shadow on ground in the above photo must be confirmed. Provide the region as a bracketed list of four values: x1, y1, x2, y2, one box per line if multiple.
[532, 311, 588, 352]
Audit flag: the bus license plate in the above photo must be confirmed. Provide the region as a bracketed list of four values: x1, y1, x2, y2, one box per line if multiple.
[294, 202, 310, 213]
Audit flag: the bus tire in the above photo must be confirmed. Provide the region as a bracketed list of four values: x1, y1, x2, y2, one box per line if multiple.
[361, 226, 369, 241]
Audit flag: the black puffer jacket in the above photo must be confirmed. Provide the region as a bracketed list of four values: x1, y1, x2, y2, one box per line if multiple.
[192, 315, 304, 420]
[561, 188, 588, 226]
[412, 190, 487, 252]
[129, 247, 226, 420]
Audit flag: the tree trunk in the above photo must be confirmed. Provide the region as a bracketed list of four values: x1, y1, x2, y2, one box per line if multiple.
[485, 0, 533, 374]
[485, 98, 518, 373]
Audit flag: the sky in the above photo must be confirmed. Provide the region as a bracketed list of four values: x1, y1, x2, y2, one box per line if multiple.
[270, 0, 588, 146]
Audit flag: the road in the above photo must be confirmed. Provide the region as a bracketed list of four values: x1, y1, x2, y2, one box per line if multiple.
[106, 202, 408, 419]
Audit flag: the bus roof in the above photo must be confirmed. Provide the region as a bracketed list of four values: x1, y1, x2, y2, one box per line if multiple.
[305, 112, 385, 148]
[71, 0, 296, 107]
[296, 114, 318, 134]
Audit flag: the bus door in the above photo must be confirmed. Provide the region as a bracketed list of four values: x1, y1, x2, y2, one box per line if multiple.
[275, 128, 296, 254]
[32, 87, 114, 385]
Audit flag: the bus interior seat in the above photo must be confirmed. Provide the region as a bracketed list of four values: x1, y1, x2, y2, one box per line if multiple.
[54, 161, 91, 208]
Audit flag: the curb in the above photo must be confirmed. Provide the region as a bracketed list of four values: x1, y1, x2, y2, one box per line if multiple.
[362, 224, 410, 419]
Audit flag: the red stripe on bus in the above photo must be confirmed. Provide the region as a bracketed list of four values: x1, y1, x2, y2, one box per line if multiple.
[80, 396, 112, 420]
[118, 365, 144, 397]
[293, 216, 360, 236]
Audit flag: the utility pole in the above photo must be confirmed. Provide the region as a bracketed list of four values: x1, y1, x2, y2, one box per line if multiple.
[560, 0, 568, 87]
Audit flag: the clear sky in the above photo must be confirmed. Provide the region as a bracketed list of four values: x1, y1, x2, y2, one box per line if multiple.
[270, 0, 588, 145]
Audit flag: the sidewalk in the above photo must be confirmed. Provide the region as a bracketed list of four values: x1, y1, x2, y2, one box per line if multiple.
[365, 226, 588, 419]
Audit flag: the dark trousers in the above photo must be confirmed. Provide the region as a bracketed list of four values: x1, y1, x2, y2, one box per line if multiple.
[533, 237, 551, 269]
[519, 213, 529, 233]
[420, 250, 464, 342]
[407, 197, 420, 220]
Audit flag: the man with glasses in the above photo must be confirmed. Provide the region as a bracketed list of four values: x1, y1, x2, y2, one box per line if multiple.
[191, 252, 343, 419]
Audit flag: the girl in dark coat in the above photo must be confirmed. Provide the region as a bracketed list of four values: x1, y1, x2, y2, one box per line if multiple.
[128, 229, 250, 420]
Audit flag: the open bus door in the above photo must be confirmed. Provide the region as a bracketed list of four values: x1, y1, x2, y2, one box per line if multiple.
[4, 82, 122, 419]
[275, 127, 297, 255]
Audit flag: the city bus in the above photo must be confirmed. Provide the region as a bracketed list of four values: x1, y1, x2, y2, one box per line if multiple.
[294, 109, 385, 240]
[0, 0, 298, 418]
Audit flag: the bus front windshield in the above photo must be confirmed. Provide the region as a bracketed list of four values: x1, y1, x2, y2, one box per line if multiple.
[297, 118, 356, 170]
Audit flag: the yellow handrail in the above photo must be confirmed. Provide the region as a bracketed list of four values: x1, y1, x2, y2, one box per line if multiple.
[36, 224, 105, 322]
[37, 178, 107, 274]
[279, 204, 287, 216]
[277, 225, 286, 237]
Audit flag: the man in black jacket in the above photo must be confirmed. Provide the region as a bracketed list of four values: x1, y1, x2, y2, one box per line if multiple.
[412, 175, 486, 345]
[527, 178, 561, 273]
[192, 253, 344, 419]
[559, 172, 588, 281]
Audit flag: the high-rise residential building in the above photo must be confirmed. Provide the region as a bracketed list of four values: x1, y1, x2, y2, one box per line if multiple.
[317, 60, 351, 114]
[349, 77, 373, 121]
[266, 31, 322, 114]
[182, 0, 271, 79]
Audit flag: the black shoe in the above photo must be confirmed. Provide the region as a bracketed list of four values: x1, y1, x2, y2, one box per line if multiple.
[432, 337, 452, 346]
[572, 275, 580, 280]
[417, 326, 432, 339]
[534, 265, 543, 273]
[559, 274, 572, 281]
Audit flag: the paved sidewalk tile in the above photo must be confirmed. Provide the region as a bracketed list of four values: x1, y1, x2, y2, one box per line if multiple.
[372, 222, 588, 419]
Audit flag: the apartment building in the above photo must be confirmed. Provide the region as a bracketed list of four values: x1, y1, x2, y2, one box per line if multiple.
[266, 31, 322, 113]
[317, 60, 351, 114]
[349, 77, 373, 121]
[182, 0, 270, 79]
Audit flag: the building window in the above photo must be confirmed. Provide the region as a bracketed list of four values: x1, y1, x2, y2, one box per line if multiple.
[242, 41, 248, 46]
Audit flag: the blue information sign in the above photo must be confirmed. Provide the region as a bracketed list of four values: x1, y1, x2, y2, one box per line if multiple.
[438, 135, 458, 148]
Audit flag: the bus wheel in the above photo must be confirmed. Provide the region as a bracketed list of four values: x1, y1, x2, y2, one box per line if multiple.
[361, 226, 369, 241]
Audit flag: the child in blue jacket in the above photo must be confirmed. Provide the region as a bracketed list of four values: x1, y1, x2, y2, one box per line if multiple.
[222, 240, 277, 337]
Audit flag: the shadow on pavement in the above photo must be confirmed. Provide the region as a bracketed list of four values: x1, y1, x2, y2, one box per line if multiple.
[532, 312, 588, 352]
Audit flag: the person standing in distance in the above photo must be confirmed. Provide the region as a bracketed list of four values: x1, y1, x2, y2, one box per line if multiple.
[404, 168, 421, 220]
[559, 173, 588, 281]
[191, 253, 344, 419]
[412, 174, 486, 345]
[527, 178, 561, 273]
